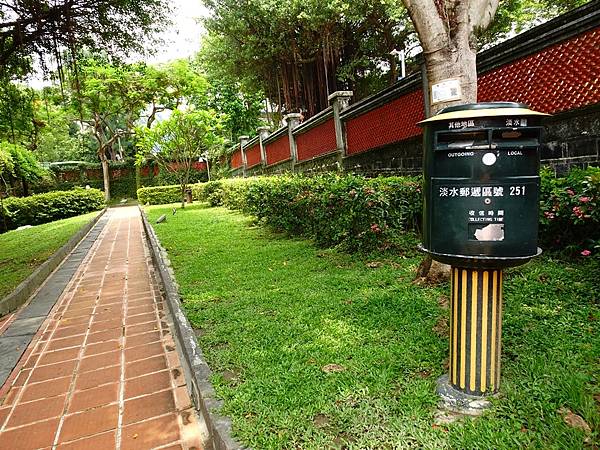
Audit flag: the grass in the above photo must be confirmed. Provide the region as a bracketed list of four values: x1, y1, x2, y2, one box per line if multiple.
[147, 203, 599, 449]
[0, 211, 99, 299]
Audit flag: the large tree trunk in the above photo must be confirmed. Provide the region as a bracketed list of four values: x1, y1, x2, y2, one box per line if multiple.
[100, 155, 111, 202]
[425, 42, 477, 114]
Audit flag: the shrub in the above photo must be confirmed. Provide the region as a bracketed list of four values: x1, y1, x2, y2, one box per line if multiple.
[137, 183, 208, 205]
[137, 185, 183, 205]
[209, 174, 422, 252]
[3, 188, 104, 229]
[539, 166, 599, 257]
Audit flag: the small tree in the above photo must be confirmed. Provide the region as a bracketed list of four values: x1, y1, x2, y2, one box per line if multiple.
[74, 59, 148, 201]
[0, 141, 46, 196]
[136, 109, 224, 208]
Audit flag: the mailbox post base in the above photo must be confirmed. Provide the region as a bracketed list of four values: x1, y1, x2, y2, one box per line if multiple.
[436, 375, 494, 415]
[446, 266, 503, 397]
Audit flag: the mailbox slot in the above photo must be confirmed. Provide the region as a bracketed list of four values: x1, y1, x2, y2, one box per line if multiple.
[435, 130, 489, 150]
[491, 127, 541, 149]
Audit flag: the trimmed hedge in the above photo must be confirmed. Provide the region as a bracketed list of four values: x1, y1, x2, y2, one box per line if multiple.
[202, 168, 599, 256]
[137, 184, 207, 205]
[201, 175, 422, 252]
[3, 188, 104, 230]
[143, 166, 599, 256]
[137, 185, 183, 205]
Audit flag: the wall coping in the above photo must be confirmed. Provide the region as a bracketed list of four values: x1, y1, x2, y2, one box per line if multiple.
[262, 126, 288, 145]
[241, 136, 260, 151]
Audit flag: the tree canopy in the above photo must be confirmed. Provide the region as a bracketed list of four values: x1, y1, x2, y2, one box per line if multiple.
[198, 0, 590, 119]
[0, 0, 171, 78]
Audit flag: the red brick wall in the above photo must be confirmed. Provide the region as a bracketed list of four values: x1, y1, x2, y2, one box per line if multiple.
[266, 135, 291, 165]
[245, 144, 262, 168]
[478, 28, 600, 114]
[231, 150, 243, 169]
[346, 90, 424, 155]
[296, 119, 337, 161]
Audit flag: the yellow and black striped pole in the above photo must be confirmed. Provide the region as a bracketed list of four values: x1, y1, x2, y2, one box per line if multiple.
[448, 267, 503, 396]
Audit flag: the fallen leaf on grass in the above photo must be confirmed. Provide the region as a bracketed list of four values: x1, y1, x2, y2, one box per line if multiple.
[438, 295, 449, 309]
[558, 407, 591, 434]
[321, 363, 346, 373]
[366, 261, 383, 268]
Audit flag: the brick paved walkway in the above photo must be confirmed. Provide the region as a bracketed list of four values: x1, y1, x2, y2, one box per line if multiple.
[0, 207, 204, 450]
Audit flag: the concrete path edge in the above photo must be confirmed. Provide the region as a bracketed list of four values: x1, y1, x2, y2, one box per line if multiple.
[139, 206, 245, 450]
[0, 208, 107, 317]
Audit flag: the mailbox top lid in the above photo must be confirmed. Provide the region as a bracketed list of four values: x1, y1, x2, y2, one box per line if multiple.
[418, 102, 549, 125]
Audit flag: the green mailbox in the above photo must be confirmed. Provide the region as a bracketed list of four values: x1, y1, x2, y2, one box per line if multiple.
[419, 102, 549, 411]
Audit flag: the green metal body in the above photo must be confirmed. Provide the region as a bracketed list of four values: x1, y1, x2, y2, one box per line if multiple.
[421, 102, 544, 269]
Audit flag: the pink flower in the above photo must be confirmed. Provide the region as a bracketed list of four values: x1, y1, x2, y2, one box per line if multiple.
[566, 189, 575, 196]
[370, 223, 381, 233]
[579, 196, 591, 203]
[572, 206, 585, 219]
[544, 211, 555, 219]
[581, 249, 591, 256]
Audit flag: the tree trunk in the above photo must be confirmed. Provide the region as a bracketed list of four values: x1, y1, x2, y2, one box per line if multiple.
[425, 42, 477, 115]
[21, 177, 29, 197]
[100, 156, 111, 202]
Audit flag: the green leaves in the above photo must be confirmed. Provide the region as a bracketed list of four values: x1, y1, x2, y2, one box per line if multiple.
[0, 141, 46, 190]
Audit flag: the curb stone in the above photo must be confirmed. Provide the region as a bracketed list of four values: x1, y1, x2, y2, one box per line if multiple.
[0, 208, 107, 316]
[139, 206, 246, 450]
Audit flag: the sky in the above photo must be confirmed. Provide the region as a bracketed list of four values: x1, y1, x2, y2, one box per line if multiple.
[146, 0, 209, 65]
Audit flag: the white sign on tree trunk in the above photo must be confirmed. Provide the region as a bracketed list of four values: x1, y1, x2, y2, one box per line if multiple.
[431, 78, 462, 104]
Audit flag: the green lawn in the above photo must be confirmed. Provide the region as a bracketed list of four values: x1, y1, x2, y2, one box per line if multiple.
[147, 203, 599, 449]
[0, 211, 99, 299]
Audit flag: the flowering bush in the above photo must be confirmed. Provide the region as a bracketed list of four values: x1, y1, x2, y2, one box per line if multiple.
[540, 166, 599, 257]
[201, 174, 422, 252]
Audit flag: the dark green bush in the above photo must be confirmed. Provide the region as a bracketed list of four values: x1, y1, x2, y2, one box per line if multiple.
[3, 188, 104, 229]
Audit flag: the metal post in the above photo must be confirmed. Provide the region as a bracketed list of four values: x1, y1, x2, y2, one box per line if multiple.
[438, 267, 503, 413]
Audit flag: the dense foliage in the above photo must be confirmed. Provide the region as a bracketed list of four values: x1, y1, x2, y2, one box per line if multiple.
[0, 141, 47, 196]
[199, 0, 588, 118]
[2, 188, 104, 231]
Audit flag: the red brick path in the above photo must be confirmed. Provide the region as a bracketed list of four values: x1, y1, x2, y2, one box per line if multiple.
[0, 207, 204, 450]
